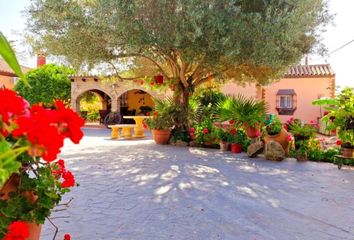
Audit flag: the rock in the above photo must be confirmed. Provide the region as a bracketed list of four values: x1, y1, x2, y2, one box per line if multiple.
[264, 141, 285, 161]
[247, 142, 264, 158]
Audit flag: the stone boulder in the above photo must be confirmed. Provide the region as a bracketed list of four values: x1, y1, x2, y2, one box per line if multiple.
[264, 141, 285, 161]
[247, 142, 264, 158]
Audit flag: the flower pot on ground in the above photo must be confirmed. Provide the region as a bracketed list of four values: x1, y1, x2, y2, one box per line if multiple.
[264, 116, 290, 155]
[230, 143, 242, 153]
[244, 124, 261, 138]
[228, 128, 248, 154]
[152, 129, 171, 144]
[146, 98, 177, 145]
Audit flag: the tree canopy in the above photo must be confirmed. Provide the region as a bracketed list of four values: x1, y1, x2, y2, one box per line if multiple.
[25, 0, 330, 109]
[15, 64, 74, 105]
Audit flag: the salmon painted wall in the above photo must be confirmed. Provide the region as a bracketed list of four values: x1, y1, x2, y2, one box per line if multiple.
[127, 90, 154, 114]
[220, 82, 258, 99]
[264, 77, 334, 123]
[0, 76, 15, 89]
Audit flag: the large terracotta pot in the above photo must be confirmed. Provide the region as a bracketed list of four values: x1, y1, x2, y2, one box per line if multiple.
[230, 143, 242, 153]
[152, 129, 171, 144]
[341, 147, 354, 158]
[0, 175, 42, 240]
[264, 128, 290, 155]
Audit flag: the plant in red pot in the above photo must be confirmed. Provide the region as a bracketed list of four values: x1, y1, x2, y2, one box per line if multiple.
[145, 98, 175, 144]
[228, 128, 248, 154]
[0, 89, 84, 240]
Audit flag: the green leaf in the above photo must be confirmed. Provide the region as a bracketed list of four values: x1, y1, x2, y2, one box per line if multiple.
[0, 140, 21, 186]
[0, 31, 25, 80]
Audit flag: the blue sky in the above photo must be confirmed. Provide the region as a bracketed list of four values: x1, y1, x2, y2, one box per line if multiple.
[0, 0, 353, 88]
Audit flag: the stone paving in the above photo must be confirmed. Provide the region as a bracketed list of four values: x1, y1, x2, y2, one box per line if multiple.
[41, 128, 354, 240]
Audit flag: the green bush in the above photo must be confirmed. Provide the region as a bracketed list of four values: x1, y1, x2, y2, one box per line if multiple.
[15, 64, 74, 105]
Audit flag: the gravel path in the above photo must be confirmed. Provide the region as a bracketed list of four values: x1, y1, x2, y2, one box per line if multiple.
[41, 128, 354, 240]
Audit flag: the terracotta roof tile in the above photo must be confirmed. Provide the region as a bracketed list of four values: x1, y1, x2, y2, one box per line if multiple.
[0, 58, 31, 77]
[284, 64, 334, 78]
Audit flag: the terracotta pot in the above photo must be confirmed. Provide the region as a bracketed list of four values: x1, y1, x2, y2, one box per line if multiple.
[219, 141, 229, 151]
[244, 124, 260, 138]
[341, 147, 354, 158]
[0, 175, 42, 240]
[152, 129, 171, 144]
[264, 128, 290, 155]
[230, 143, 242, 153]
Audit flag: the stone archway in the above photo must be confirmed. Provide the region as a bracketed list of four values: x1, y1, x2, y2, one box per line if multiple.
[71, 76, 166, 114]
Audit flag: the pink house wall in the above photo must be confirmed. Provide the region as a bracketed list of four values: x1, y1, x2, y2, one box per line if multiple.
[263, 77, 334, 123]
[220, 82, 259, 99]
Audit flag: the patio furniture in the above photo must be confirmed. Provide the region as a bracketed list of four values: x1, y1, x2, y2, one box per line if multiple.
[109, 124, 137, 139]
[123, 116, 151, 138]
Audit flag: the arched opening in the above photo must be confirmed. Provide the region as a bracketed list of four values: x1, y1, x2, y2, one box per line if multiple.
[77, 89, 112, 124]
[118, 89, 155, 123]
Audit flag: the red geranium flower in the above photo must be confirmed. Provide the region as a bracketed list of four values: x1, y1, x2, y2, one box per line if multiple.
[0, 88, 28, 123]
[336, 140, 343, 146]
[153, 111, 158, 118]
[64, 234, 71, 240]
[54, 100, 85, 144]
[61, 171, 75, 188]
[4, 221, 29, 240]
[229, 120, 235, 125]
[53, 159, 66, 176]
[230, 129, 237, 135]
[189, 128, 195, 133]
[202, 128, 209, 134]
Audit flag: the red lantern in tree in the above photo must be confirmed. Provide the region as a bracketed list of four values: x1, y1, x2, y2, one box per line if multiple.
[154, 75, 164, 84]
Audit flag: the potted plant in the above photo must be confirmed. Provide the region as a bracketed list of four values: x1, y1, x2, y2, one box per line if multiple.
[145, 99, 174, 144]
[313, 88, 354, 158]
[264, 116, 290, 155]
[218, 95, 267, 138]
[228, 128, 247, 153]
[0, 89, 84, 239]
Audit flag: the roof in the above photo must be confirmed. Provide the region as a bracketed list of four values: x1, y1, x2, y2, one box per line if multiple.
[0, 58, 31, 77]
[284, 64, 334, 78]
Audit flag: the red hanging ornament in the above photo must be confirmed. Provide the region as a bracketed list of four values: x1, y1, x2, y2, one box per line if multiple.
[154, 75, 164, 84]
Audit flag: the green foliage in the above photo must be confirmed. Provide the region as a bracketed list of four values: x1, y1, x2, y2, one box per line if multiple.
[15, 64, 74, 105]
[0, 31, 24, 81]
[80, 92, 101, 121]
[146, 98, 178, 130]
[0, 140, 22, 186]
[313, 87, 354, 147]
[195, 119, 218, 145]
[265, 116, 283, 135]
[217, 94, 267, 128]
[287, 118, 317, 139]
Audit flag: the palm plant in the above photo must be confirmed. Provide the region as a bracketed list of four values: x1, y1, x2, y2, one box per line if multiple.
[217, 94, 268, 128]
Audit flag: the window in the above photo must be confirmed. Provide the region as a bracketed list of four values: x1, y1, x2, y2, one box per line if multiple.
[276, 89, 297, 115]
[279, 95, 293, 108]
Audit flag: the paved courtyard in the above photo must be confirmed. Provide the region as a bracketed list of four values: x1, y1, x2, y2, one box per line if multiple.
[41, 128, 354, 240]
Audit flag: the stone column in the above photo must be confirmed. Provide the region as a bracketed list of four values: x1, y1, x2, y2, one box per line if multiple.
[111, 95, 119, 112]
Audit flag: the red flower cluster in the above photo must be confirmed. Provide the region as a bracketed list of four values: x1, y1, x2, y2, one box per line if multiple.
[4, 221, 29, 240]
[202, 128, 209, 134]
[153, 111, 158, 118]
[229, 120, 235, 125]
[0, 89, 84, 162]
[52, 159, 75, 188]
[336, 140, 343, 146]
[62, 171, 75, 188]
[230, 129, 237, 135]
